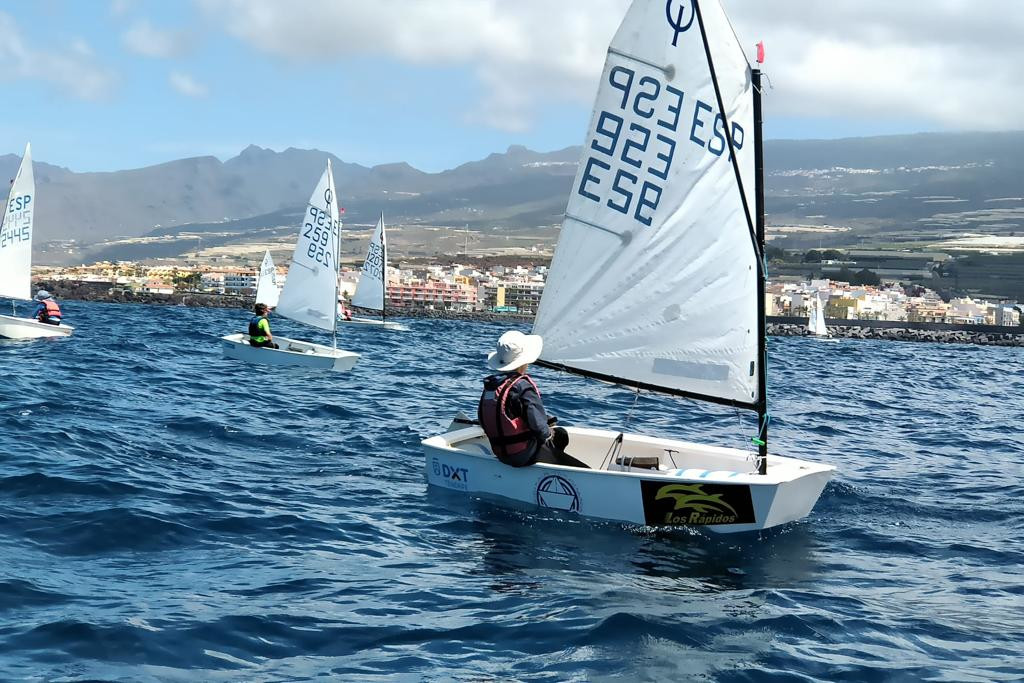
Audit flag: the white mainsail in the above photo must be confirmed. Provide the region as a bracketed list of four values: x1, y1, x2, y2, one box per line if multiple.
[808, 296, 828, 336]
[351, 214, 386, 312]
[0, 143, 35, 302]
[533, 0, 759, 406]
[276, 161, 341, 333]
[254, 249, 280, 308]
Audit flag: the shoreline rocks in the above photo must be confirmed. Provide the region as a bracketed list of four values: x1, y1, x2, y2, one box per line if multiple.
[767, 323, 1024, 347]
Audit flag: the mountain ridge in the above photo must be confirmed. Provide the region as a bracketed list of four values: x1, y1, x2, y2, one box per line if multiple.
[3, 131, 1023, 260]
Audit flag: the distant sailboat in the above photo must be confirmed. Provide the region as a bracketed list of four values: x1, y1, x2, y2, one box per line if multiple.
[422, 0, 833, 533]
[339, 213, 407, 331]
[807, 296, 828, 336]
[254, 249, 280, 309]
[0, 143, 74, 340]
[221, 161, 359, 372]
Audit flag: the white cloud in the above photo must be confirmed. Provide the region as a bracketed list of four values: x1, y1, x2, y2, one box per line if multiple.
[197, 0, 1024, 134]
[169, 71, 208, 97]
[110, 0, 134, 17]
[722, 0, 1024, 133]
[0, 12, 115, 100]
[122, 19, 191, 58]
[197, 0, 624, 132]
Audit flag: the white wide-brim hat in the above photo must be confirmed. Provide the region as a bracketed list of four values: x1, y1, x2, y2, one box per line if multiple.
[487, 330, 543, 372]
[34, 290, 51, 301]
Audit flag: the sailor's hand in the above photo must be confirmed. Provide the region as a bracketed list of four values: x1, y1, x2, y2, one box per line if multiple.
[547, 415, 558, 426]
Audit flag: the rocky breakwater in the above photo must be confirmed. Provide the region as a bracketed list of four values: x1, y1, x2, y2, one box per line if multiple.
[767, 323, 1024, 347]
[34, 280, 249, 309]
[353, 306, 533, 324]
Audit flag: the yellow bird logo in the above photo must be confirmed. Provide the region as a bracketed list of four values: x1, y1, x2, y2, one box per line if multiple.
[655, 484, 739, 517]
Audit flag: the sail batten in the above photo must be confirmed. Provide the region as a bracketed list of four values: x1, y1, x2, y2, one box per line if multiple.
[275, 163, 341, 333]
[536, 359, 758, 410]
[533, 0, 760, 406]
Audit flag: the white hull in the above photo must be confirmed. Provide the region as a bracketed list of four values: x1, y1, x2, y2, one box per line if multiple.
[0, 314, 74, 340]
[422, 425, 834, 534]
[220, 333, 359, 372]
[337, 316, 408, 331]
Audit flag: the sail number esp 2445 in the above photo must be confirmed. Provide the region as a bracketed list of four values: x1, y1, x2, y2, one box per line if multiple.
[0, 194, 32, 249]
[577, 65, 744, 227]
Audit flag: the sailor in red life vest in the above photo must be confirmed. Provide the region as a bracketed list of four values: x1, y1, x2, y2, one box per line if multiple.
[30, 290, 62, 326]
[479, 330, 583, 468]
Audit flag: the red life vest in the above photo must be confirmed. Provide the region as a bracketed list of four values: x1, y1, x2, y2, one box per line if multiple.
[478, 374, 539, 461]
[40, 299, 61, 323]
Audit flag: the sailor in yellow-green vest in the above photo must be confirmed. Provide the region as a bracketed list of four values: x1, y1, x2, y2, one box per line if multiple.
[248, 302, 279, 349]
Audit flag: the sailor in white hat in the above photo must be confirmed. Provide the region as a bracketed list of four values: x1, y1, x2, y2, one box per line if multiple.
[477, 331, 581, 468]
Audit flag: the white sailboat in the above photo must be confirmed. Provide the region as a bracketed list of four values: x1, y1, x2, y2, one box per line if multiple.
[339, 212, 407, 331]
[807, 296, 830, 337]
[254, 249, 281, 309]
[221, 161, 359, 372]
[422, 0, 833, 533]
[0, 143, 74, 340]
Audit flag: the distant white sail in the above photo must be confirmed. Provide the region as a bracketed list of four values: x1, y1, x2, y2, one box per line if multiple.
[276, 162, 341, 333]
[533, 0, 759, 406]
[808, 296, 828, 336]
[0, 143, 35, 302]
[351, 214, 386, 312]
[254, 249, 280, 308]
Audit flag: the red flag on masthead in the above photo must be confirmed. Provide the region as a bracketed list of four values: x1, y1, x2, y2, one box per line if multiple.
[756, 41, 765, 64]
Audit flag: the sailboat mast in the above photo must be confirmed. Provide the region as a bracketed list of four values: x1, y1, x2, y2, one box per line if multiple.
[5, 178, 15, 315]
[329, 160, 339, 350]
[753, 67, 768, 475]
[694, 1, 767, 472]
[380, 211, 387, 325]
[3, 163, 11, 316]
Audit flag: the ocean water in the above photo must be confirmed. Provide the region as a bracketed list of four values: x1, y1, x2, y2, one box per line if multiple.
[1, 300, 1021, 682]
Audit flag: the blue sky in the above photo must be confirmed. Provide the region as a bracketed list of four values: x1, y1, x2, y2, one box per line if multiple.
[1, 0, 1017, 174]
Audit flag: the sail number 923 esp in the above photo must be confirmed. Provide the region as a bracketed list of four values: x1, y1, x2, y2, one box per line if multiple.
[577, 64, 745, 227]
[302, 205, 337, 268]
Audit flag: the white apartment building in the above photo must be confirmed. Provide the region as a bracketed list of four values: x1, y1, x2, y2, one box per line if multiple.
[201, 273, 225, 293]
[224, 272, 257, 293]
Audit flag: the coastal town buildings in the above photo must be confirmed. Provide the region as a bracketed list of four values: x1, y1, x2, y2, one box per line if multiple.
[32, 259, 1024, 328]
[386, 280, 476, 312]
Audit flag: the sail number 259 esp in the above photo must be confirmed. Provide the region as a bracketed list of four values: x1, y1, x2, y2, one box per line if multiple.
[577, 64, 745, 227]
[301, 205, 337, 268]
[0, 194, 32, 249]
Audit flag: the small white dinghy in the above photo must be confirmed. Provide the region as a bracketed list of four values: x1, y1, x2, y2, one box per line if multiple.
[422, 0, 834, 533]
[0, 143, 74, 341]
[221, 160, 359, 371]
[338, 212, 408, 331]
[220, 333, 357, 372]
[337, 315, 407, 331]
[0, 315, 74, 340]
[424, 425, 833, 532]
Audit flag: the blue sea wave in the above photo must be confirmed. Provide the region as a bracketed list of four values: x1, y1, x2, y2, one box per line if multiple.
[0, 300, 1021, 681]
